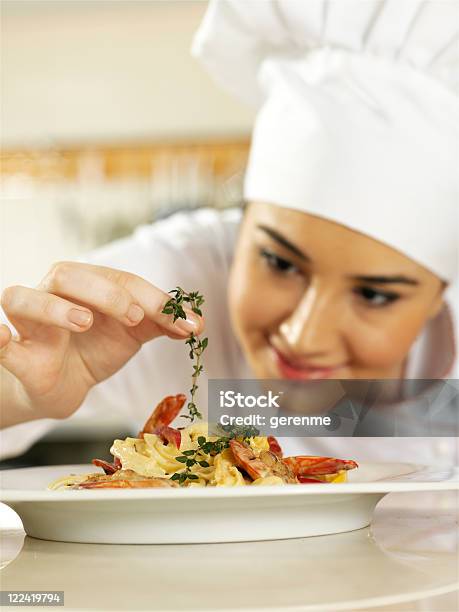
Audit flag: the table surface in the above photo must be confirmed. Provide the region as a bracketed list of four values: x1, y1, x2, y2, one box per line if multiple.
[0, 491, 458, 612]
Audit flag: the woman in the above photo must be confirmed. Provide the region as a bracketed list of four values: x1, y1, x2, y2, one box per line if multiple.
[1, 0, 457, 464]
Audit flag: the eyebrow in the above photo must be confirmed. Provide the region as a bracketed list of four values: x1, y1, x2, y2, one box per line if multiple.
[350, 275, 420, 286]
[258, 225, 311, 261]
[257, 225, 420, 286]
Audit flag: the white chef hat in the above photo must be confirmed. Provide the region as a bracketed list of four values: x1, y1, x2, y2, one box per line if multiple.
[192, 0, 459, 285]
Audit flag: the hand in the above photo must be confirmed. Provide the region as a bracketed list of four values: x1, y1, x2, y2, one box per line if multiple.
[0, 262, 203, 424]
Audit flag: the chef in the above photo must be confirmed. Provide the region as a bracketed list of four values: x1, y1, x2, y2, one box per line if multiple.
[0, 0, 457, 465]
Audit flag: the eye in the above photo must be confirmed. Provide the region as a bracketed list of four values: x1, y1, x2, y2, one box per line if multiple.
[259, 248, 300, 275]
[354, 286, 400, 307]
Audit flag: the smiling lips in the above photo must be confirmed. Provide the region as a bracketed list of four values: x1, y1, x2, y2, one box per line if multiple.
[272, 347, 345, 380]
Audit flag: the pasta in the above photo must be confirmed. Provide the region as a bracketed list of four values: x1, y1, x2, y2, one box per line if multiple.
[48, 419, 356, 490]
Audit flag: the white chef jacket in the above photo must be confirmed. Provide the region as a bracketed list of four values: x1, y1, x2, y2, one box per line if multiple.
[1, 208, 457, 465]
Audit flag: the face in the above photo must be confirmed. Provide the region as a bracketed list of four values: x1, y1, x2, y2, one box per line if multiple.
[228, 202, 446, 380]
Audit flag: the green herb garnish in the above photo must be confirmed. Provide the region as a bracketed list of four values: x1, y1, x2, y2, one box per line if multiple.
[171, 436, 228, 485]
[218, 423, 260, 439]
[172, 430, 260, 486]
[162, 287, 259, 486]
[162, 287, 208, 422]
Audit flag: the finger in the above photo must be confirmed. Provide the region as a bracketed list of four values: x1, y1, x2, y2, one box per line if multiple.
[0, 324, 12, 349]
[0, 325, 30, 379]
[40, 262, 204, 337]
[1, 285, 94, 336]
[128, 315, 201, 345]
[109, 269, 205, 337]
[39, 262, 145, 328]
[85, 264, 205, 336]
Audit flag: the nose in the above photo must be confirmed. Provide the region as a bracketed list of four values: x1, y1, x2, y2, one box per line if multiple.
[279, 283, 346, 358]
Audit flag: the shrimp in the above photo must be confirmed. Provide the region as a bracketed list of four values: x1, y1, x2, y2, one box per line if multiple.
[258, 450, 297, 483]
[229, 439, 296, 483]
[91, 458, 120, 475]
[229, 439, 272, 480]
[283, 456, 358, 477]
[230, 440, 357, 484]
[75, 469, 178, 489]
[140, 394, 186, 433]
[267, 436, 283, 458]
[139, 394, 186, 449]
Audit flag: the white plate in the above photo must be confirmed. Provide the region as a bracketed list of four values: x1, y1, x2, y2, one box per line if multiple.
[0, 463, 457, 544]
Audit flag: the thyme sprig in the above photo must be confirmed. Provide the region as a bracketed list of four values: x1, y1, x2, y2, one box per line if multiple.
[171, 435, 229, 485]
[162, 287, 260, 486]
[162, 287, 208, 422]
[218, 423, 261, 439]
[173, 428, 260, 486]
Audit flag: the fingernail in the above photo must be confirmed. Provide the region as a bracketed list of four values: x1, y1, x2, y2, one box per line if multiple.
[174, 312, 199, 333]
[68, 309, 92, 327]
[127, 304, 144, 324]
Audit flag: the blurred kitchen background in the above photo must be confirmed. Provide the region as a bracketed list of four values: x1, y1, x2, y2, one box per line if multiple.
[0, 0, 255, 467]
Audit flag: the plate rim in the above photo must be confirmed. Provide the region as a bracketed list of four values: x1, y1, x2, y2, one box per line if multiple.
[1, 462, 457, 502]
